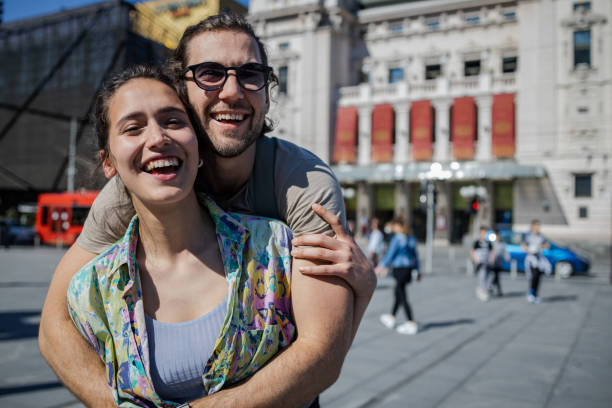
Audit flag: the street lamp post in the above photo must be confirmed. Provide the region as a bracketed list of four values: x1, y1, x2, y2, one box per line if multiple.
[67, 117, 77, 192]
[424, 181, 434, 274]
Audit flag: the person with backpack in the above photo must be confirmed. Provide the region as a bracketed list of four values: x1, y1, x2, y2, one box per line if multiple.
[375, 218, 421, 335]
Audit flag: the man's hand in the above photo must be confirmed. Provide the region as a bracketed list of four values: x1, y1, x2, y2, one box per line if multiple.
[290, 203, 376, 341]
[291, 204, 376, 300]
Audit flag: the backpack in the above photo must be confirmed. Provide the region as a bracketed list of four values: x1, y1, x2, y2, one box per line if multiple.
[247, 135, 280, 220]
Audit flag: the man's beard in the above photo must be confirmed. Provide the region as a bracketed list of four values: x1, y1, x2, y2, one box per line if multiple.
[200, 104, 266, 158]
[208, 127, 261, 158]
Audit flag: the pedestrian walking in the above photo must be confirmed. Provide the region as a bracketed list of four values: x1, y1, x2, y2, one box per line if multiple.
[489, 229, 509, 297]
[471, 226, 493, 302]
[367, 217, 384, 266]
[522, 219, 552, 304]
[375, 218, 421, 335]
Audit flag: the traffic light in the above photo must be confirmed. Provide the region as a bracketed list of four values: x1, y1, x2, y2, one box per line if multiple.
[469, 196, 479, 214]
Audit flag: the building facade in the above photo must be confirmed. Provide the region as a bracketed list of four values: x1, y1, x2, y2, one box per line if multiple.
[250, 0, 611, 244]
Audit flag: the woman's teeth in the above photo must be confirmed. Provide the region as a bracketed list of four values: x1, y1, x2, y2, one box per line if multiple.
[144, 157, 180, 173]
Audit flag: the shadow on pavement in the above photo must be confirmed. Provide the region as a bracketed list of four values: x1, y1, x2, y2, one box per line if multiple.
[419, 318, 474, 332]
[543, 294, 578, 303]
[0, 381, 63, 396]
[0, 281, 50, 288]
[498, 291, 526, 298]
[0, 310, 40, 341]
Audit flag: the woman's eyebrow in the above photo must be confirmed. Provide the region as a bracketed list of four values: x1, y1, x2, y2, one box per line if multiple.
[159, 106, 187, 114]
[115, 112, 143, 127]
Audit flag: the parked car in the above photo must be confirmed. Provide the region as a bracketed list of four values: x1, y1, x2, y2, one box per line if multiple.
[0, 219, 37, 246]
[487, 229, 590, 278]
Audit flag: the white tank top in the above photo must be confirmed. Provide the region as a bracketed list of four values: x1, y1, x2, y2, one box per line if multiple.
[144, 296, 228, 403]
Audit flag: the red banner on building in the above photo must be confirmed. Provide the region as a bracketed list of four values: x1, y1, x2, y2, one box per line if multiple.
[371, 104, 394, 163]
[492, 93, 515, 158]
[332, 106, 358, 164]
[451, 97, 476, 160]
[410, 100, 433, 161]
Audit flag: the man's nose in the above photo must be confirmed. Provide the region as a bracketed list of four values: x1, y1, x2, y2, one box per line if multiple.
[218, 71, 244, 101]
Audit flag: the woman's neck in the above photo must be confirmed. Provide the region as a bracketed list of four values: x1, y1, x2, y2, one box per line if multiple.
[133, 191, 211, 261]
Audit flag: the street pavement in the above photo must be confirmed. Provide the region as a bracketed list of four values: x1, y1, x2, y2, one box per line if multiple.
[0, 245, 610, 407]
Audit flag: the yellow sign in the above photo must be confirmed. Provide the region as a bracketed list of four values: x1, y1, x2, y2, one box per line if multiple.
[131, 0, 247, 50]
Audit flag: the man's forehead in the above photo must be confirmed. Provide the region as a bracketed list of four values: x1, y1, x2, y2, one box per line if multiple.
[185, 29, 262, 64]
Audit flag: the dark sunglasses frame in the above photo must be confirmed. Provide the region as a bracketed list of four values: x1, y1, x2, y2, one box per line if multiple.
[183, 62, 273, 92]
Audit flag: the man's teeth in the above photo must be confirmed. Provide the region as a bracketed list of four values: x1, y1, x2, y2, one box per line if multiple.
[144, 158, 179, 172]
[213, 113, 245, 121]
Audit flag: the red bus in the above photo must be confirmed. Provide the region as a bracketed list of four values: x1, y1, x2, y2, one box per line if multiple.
[35, 191, 99, 246]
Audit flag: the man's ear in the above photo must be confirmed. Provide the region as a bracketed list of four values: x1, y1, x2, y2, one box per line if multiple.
[100, 151, 117, 178]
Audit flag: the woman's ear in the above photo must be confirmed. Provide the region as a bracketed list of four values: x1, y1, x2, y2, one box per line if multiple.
[100, 150, 117, 178]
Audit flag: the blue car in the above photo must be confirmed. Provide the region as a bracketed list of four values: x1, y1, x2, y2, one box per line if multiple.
[487, 230, 590, 278]
[0, 219, 36, 246]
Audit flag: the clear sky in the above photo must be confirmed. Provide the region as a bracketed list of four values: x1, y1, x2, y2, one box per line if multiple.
[3, 0, 249, 23]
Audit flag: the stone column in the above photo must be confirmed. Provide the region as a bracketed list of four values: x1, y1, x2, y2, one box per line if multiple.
[394, 103, 410, 163]
[476, 96, 492, 161]
[433, 99, 451, 162]
[358, 106, 372, 166]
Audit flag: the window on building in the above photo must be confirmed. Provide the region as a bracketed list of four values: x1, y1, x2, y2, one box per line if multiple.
[574, 174, 592, 197]
[573, 2, 591, 12]
[278, 66, 288, 95]
[425, 64, 442, 80]
[574, 30, 591, 67]
[502, 56, 517, 73]
[425, 16, 440, 30]
[465, 12, 480, 24]
[389, 20, 403, 34]
[503, 9, 516, 20]
[464, 60, 481, 76]
[389, 67, 404, 83]
[279, 42, 290, 51]
[578, 206, 588, 218]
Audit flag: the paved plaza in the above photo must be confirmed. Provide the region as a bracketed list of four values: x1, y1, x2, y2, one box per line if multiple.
[0, 245, 610, 407]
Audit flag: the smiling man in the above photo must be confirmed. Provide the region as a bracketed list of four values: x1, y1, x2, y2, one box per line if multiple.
[39, 13, 375, 408]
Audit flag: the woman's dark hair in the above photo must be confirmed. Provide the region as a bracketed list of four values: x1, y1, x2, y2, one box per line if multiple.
[167, 13, 277, 134]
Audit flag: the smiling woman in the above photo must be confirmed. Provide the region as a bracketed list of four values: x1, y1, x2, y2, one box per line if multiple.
[65, 65, 297, 406]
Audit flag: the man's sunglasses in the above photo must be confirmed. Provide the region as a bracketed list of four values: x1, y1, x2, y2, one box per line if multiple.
[184, 62, 273, 92]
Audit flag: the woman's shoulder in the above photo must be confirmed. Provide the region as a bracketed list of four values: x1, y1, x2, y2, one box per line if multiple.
[70, 238, 131, 296]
